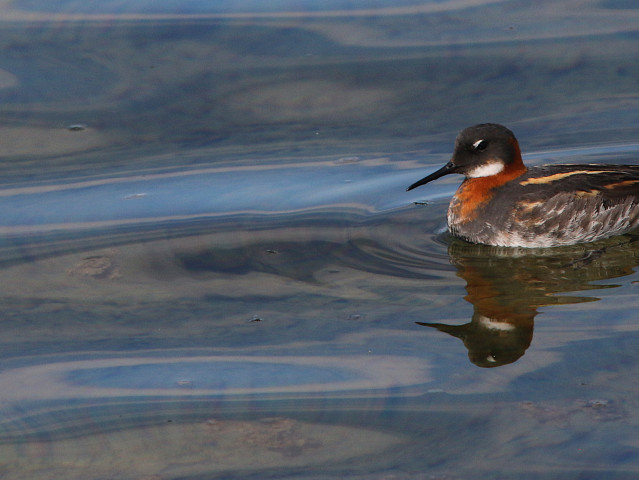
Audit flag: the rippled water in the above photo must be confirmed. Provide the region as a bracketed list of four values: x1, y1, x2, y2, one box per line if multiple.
[3, 1, 639, 479]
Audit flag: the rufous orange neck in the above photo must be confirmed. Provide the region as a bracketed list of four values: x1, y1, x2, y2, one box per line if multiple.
[451, 142, 527, 222]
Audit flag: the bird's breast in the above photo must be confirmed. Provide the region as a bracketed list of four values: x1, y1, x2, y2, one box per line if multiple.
[448, 178, 500, 225]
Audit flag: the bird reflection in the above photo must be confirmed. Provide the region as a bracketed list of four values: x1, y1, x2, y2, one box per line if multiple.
[418, 234, 639, 367]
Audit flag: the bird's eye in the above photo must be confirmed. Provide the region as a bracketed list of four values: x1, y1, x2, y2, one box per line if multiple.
[473, 139, 488, 152]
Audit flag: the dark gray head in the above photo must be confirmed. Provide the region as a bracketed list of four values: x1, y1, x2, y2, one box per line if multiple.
[407, 123, 524, 191]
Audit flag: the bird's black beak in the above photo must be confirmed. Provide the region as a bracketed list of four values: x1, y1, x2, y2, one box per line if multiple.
[406, 161, 457, 191]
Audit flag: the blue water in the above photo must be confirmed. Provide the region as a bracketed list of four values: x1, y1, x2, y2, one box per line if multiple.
[66, 361, 360, 390]
[2, 1, 639, 479]
[16, 0, 430, 14]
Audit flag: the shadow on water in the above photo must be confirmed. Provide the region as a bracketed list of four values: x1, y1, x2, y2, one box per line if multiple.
[418, 234, 639, 367]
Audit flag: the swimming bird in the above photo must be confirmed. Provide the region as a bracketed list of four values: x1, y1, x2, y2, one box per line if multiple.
[407, 123, 639, 247]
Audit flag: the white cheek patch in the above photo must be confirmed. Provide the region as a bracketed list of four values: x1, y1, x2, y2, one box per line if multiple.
[478, 315, 516, 331]
[467, 161, 504, 178]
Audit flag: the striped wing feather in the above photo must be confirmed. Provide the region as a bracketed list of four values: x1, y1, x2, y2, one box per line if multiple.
[509, 165, 639, 245]
[522, 164, 639, 201]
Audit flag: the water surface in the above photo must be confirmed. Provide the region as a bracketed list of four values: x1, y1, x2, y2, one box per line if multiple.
[2, 1, 639, 478]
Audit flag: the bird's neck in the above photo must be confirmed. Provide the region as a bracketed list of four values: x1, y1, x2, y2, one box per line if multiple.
[450, 157, 527, 223]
